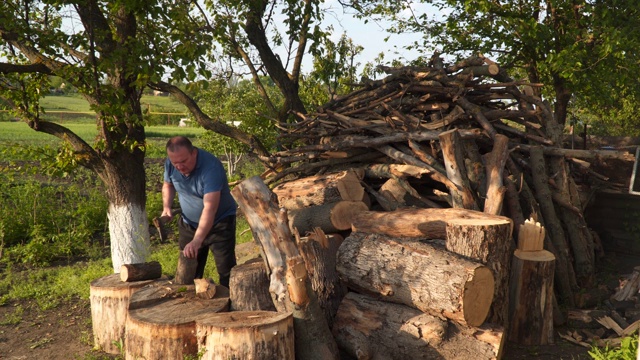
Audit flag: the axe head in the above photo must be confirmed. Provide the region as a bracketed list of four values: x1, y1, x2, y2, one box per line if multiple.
[153, 215, 172, 242]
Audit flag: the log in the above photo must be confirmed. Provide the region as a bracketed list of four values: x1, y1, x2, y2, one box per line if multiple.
[517, 217, 545, 251]
[337, 232, 494, 327]
[612, 266, 640, 302]
[89, 274, 159, 354]
[287, 200, 369, 235]
[445, 218, 513, 328]
[124, 280, 230, 360]
[508, 249, 556, 345]
[196, 311, 295, 360]
[175, 251, 198, 285]
[333, 292, 505, 360]
[351, 207, 513, 239]
[229, 260, 276, 311]
[439, 128, 478, 209]
[273, 169, 365, 209]
[483, 133, 509, 215]
[296, 230, 348, 328]
[120, 261, 162, 282]
[232, 176, 340, 360]
[195, 278, 218, 299]
[379, 178, 408, 209]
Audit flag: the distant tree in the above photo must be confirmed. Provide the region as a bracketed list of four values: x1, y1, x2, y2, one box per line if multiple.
[349, 0, 640, 127]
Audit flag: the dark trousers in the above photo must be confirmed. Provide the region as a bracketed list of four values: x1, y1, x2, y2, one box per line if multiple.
[178, 215, 237, 287]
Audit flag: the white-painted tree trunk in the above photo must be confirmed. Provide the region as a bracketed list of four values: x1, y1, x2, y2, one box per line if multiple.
[107, 202, 151, 272]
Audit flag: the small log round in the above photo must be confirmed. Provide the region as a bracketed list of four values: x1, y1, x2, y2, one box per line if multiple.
[196, 311, 294, 360]
[120, 261, 162, 282]
[125, 280, 230, 360]
[89, 274, 158, 354]
[229, 260, 276, 311]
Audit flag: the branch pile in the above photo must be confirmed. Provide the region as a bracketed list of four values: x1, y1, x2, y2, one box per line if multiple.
[261, 54, 632, 307]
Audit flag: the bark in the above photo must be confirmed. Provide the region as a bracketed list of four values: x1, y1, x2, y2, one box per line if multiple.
[273, 169, 365, 209]
[508, 250, 556, 345]
[337, 232, 494, 327]
[229, 260, 277, 311]
[196, 311, 294, 360]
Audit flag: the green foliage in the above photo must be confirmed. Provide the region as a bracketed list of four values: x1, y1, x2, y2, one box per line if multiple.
[589, 333, 638, 360]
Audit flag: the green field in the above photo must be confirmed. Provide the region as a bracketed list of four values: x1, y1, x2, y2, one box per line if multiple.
[39, 94, 188, 114]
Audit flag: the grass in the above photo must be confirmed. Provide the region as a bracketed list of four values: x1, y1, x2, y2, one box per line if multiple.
[40, 94, 188, 114]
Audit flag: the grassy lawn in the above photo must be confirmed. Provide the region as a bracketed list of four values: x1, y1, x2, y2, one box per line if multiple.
[39, 94, 188, 114]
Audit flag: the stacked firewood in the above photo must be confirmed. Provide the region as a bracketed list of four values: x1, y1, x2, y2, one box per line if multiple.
[260, 54, 633, 309]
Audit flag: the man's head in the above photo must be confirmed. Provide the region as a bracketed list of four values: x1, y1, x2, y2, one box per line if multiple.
[166, 136, 197, 176]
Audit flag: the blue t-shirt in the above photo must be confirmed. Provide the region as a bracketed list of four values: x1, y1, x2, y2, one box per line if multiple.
[164, 148, 237, 228]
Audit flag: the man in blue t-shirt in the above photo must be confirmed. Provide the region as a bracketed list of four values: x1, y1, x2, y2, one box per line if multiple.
[162, 136, 237, 287]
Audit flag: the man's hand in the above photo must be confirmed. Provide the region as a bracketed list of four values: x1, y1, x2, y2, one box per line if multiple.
[183, 238, 203, 258]
[160, 208, 173, 220]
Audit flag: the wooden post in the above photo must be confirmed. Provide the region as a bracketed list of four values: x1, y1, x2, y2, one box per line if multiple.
[337, 232, 494, 327]
[120, 261, 162, 282]
[197, 311, 294, 360]
[89, 274, 158, 354]
[124, 281, 229, 360]
[445, 218, 513, 328]
[229, 260, 276, 311]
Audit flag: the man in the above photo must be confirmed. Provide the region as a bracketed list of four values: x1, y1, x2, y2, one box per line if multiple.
[161, 136, 237, 287]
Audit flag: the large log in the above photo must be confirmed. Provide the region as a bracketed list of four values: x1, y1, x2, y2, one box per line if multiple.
[273, 169, 365, 209]
[337, 232, 494, 327]
[445, 218, 513, 328]
[508, 249, 556, 345]
[197, 311, 295, 360]
[120, 261, 162, 282]
[333, 292, 505, 360]
[229, 260, 276, 311]
[351, 207, 513, 239]
[89, 274, 158, 354]
[124, 281, 230, 360]
[296, 230, 348, 328]
[231, 176, 340, 360]
[287, 200, 369, 235]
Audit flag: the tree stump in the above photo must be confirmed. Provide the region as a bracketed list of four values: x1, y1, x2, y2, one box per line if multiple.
[124, 280, 229, 360]
[89, 274, 158, 354]
[333, 292, 505, 360]
[508, 249, 555, 345]
[445, 218, 513, 327]
[337, 232, 494, 327]
[120, 261, 162, 282]
[196, 311, 294, 360]
[229, 260, 276, 311]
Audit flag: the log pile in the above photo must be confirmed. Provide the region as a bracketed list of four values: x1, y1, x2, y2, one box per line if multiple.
[260, 53, 633, 308]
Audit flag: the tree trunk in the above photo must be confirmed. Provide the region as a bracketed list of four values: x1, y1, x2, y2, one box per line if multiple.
[125, 281, 229, 360]
[273, 169, 365, 209]
[120, 261, 162, 282]
[445, 218, 513, 328]
[337, 232, 494, 327]
[196, 311, 294, 360]
[296, 230, 347, 328]
[89, 274, 159, 354]
[107, 201, 150, 272]
[351, 208, 513, 239]
[288, 200, 369, 234]
[231, 176, 340, 360]
[333, 292, 505, 360]
[229, 260, 276, 311]
[508, 250, 555, 345]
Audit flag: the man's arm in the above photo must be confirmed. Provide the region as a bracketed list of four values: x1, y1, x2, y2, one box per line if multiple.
[182, 191, 220, 258]
[162, 181, 177, 219]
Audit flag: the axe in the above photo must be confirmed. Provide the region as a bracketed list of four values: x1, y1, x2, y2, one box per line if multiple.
[152, 209, 181, 242]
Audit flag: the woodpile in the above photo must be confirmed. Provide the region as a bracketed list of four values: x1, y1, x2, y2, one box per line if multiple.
[260, 53, 634, 308]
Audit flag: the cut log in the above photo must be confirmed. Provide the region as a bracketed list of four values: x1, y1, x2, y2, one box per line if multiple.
[175, 251, 198, 285]
[195, 278, 218, 299]
[379, 178, 408, 209]
[287, 200, 369, 235]
[517, 217, 545, 251]
[273, 169, 365, 210]
[351, 207, 513, 239]
[296, 229, 348, 328]
[229, 260, 276, 311]
[445, 218, 513, 328]
[333, 292, 505, 360]
[232, 176, 340, 360]
[508, 249, 555, 345]
[89, 274, 159, 354]
[337, 232, 494, 327]
[196, 311, 294, 360]
[124, 280, 229, 360]
[120, 261, 162, 282]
